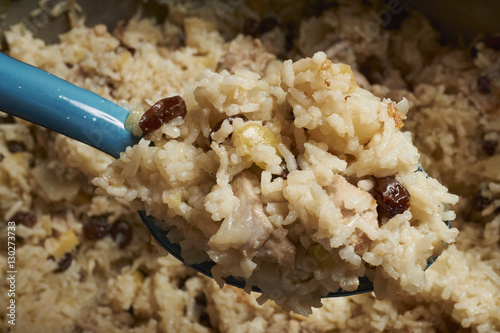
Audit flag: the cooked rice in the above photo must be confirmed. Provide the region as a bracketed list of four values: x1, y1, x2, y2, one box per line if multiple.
[1, 0, 499, 332]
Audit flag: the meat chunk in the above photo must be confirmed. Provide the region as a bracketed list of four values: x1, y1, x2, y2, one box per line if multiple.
[325, 175, 378, 255]
[257, 228, 296, 269]
[210, 171, 296, 267]
[231, 171, 274, 257]
[210, 171, 273, 257]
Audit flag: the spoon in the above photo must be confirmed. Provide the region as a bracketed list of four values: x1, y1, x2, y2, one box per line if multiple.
[1, 52, 441, 298]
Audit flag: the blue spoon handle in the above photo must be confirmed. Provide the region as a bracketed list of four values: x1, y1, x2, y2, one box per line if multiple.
[0, 52, 139, 158]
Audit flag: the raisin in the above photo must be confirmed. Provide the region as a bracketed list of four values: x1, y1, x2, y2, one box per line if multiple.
[243, 17, 261, 38]
[209, 114, 248, 143]
[53, 252, 73, 273]
[374, 176, 411, 219]
[477, 76, 491, 94]
[484, 35, 500, 51]
[11, 212, 37, 228]
[482, 139, 498, 156]
[110, 220, 132, 248]
[471, 192, 492, 212]
[7, 141, 26, 153]
[83, 216, 111, 240]
[139, 96, 187, 135]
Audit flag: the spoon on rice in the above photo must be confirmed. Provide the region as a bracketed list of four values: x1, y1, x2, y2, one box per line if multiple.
[0, 52, 442, 298]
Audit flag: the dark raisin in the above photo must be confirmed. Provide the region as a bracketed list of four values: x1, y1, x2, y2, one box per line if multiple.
[260, 17, 278, 34]
[139, 96, 187, 135]
[83, 216, 111, 240]
[194, 292, 207, 306]
[482, 139, 498, 156]
[7, 141, 26, 153]
[471, 192, 492, 212]
[11, 212, 37, 228]
[477, 76, 491, 94]
[209, 114, 248, 143]
[243, 17, 261, 38]
[484, 35, 500, 51]
[110, 220, 132, 248]
[373, 176, 411, 219]
[53, 252, 73, 273]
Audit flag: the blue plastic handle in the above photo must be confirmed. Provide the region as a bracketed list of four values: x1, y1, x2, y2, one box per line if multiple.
[0, 52, 139, 158]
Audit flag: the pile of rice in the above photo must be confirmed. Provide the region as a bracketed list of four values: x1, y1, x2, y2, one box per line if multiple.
[1, 0, 499, 332]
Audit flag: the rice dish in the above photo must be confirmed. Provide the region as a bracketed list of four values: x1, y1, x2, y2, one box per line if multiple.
[0, 1, 499, 332]
[94, 48, 458, 314]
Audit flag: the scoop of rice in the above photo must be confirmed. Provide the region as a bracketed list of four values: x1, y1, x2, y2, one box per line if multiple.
[93, 50, 458, 315]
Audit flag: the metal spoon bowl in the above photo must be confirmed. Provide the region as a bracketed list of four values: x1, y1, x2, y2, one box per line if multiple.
[0, 52, 443, 297]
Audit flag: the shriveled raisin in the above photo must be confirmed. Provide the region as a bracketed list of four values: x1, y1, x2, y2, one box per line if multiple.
[374, 176, 411, 220]
[83, 216, 111, 240]
[53, 252, 73, 273]
[7, 141, 26, 153]
[209, 114, 248, 143]
[11, 212, 37, 228]
[110, 220, 132, 248]
[139, 96, 187, 135]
